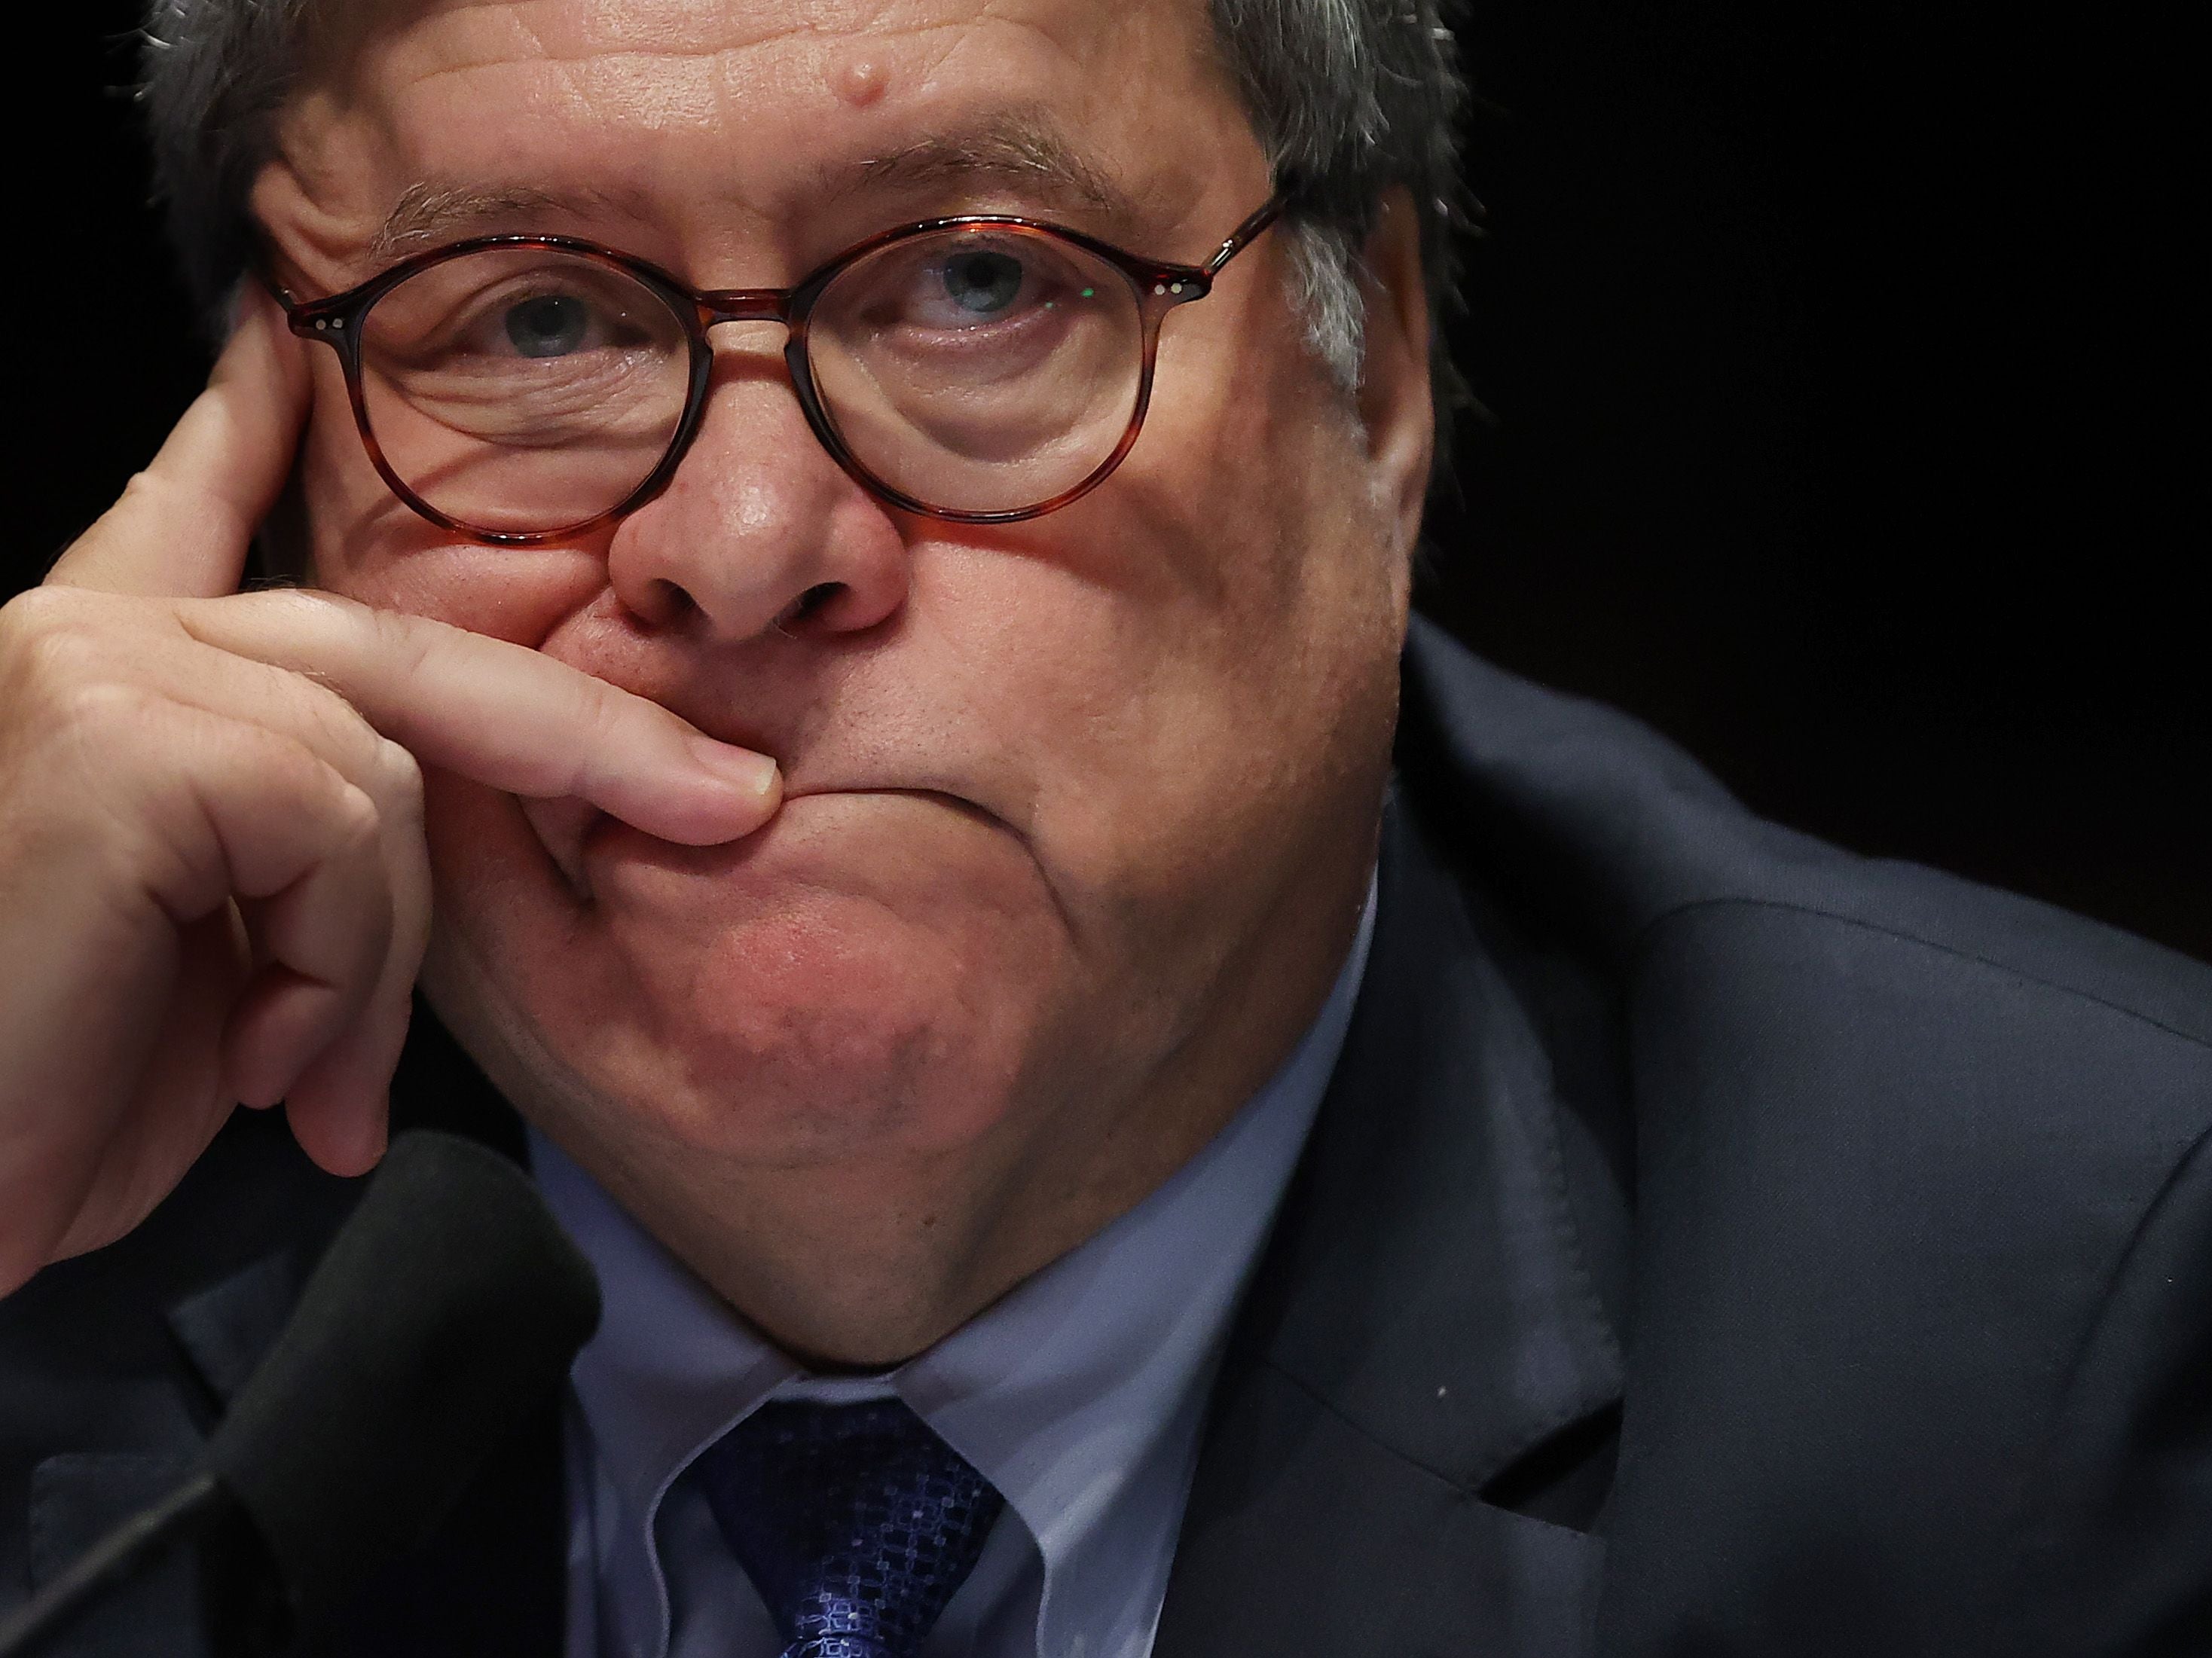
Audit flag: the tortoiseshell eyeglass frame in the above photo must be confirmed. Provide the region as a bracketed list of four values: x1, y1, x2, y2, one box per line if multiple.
[264, 195, 1288, 546]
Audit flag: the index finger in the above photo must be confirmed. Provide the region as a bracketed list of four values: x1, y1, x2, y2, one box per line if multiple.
[175, 590, 783, 845]
[49, 289, 312, 600]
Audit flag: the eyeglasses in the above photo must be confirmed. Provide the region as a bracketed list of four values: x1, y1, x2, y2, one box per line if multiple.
[268, 197, 1285, 545]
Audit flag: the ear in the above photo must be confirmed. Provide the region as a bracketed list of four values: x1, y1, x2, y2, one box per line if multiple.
[1355, 186, 1436, 560]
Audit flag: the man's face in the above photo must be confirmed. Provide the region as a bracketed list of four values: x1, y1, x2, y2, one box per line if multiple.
[252, 0, 1429, 1328]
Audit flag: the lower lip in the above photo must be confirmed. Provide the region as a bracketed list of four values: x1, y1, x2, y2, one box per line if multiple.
[577, 788, 995, 887]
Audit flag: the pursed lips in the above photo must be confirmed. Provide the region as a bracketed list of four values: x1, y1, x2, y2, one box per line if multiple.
[516, 774, 1008, 902]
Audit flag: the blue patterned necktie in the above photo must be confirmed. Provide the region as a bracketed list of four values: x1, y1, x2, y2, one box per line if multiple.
[695, 1397, 1006, 1658]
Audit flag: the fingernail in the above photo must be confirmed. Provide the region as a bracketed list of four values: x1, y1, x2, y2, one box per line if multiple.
[686, 734, 781, 799]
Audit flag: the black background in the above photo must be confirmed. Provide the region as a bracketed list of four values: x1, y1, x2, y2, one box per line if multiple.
[17, 3, 2204, 960]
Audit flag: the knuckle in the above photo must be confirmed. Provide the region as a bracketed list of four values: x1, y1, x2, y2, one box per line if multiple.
[361, 601, 435, 682]
[330, 780, 384, 856]
[239, 726, 331, 810]
[291, 672, 376, 756]
[50, 679, 161, 754]
[0, 590, 99, 684]
[0, 594, 165, 762]
[558, 691, 631, 800]
[289, 685, 423, 827]
[112, 469, 164, 516]
[0, 584, 85, 640]
[578, 676, 637, 753]
[0, 600, 173, 853]
[370, 737, 426, 820]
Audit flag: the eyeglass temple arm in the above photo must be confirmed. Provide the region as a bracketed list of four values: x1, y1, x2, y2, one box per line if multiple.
[1205, 194, 1291, 276]
[241, 243, 309, 321]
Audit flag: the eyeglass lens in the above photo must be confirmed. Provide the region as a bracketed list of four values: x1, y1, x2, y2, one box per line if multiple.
[352, 224, 1148, 535]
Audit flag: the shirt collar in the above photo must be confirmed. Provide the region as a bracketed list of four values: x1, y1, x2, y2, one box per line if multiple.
[534, 876, 1376, 1656]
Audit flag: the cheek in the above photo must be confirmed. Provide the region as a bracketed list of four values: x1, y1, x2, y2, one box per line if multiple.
[1065, 414, 1401, 913]
[894, 518, 1395, 1021]
[1092, 265, 1398, 692]
[296, 364, 399, 580]
[298, 373, 609, 642]
[1037, 359, 1399, 790]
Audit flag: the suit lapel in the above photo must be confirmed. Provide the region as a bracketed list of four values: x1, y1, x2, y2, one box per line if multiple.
[1155, 800, 1626, 1658]
[14, 1246, 306, 1658]
[167, 1249, 309, 1407]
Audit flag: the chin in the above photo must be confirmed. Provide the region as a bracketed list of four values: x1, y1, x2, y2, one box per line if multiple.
[420, 776, 1082, 1164]
[432, 860, 1059, 1171]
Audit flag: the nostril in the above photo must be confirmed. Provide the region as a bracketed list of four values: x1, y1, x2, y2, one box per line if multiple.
[777, 582, 842, 629]
[621, 577, 698, 627]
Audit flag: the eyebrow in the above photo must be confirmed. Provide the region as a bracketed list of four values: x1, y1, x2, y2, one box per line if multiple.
[833, 110, 1134, 221]
[368, 182, 640, 260]
[364, 109, 1136, 261]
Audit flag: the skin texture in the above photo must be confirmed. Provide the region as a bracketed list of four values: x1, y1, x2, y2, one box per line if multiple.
[0, 0, 1431, 1360]
[0, 304, 781, 1294]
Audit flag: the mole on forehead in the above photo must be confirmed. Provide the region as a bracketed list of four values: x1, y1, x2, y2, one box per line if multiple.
[829, 56, 888, 106]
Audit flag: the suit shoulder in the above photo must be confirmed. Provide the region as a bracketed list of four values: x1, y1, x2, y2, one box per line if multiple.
[1653, 861, 2212, 1061]
[1398, 610, 2212, 1061]
[1398, 614, 2212, 1232]
[1398, 618, 2212, 1646]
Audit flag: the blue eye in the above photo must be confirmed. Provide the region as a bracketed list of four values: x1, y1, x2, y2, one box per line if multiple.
[939, 251, 1025, 316]
[504, 295, 592, 357]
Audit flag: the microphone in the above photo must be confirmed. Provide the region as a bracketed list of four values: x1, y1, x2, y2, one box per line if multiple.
[0, 1129, 602, 1656]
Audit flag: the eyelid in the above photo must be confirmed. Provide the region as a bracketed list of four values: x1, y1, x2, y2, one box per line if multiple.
[793, 194, 1097, 264]
[383, 255, 669, 350]
[863, 226, 1080, 283]
[846, 242, 1038, 312]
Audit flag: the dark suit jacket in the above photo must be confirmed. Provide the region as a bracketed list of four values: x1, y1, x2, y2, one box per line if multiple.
[7, 615, 2210, 1657]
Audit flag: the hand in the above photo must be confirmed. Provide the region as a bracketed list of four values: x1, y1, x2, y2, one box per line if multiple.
[0, 292, 781, 1296]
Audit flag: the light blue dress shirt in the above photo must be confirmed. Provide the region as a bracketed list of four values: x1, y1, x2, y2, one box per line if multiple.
[530, 881, 1374, 1658]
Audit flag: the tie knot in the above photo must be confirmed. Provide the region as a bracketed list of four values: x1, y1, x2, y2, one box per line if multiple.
[695, 1397, 1005, 1658]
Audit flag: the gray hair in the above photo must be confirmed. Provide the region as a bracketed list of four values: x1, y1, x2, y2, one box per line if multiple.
[142, 0, 1465, 409]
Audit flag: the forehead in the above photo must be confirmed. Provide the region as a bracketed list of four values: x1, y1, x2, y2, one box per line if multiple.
[273, 0, 1257, 274]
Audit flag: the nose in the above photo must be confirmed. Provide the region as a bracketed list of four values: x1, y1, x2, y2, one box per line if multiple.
[603, 337, 910, 641]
